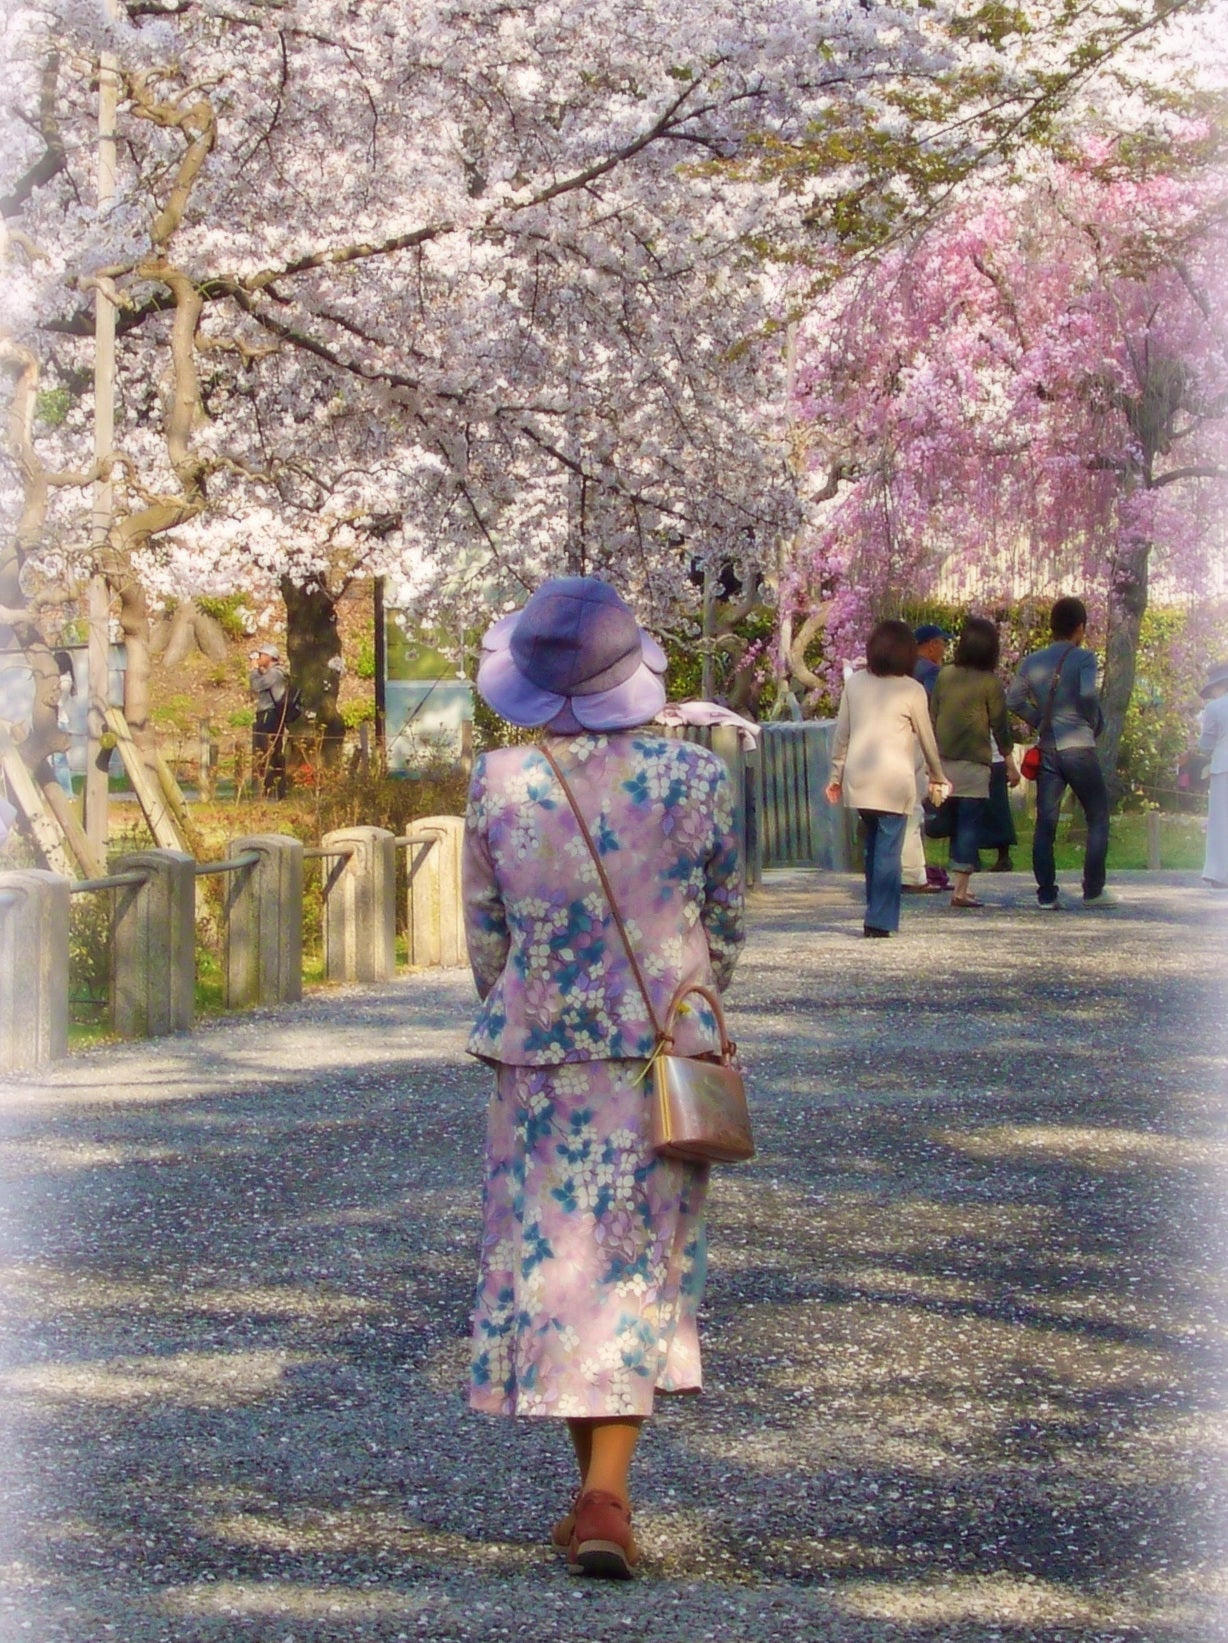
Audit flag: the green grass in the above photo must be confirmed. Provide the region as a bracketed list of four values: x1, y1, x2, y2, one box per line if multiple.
[926, 808, 1205, 872]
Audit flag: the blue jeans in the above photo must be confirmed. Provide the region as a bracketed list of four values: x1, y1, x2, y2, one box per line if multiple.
[1034, 747, 1109, 902]
[948, 796, 986, 874]
[859, 809, 907, 931]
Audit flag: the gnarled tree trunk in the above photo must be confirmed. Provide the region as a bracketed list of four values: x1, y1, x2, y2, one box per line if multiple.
[1099, 530, 1149, 805]
[281, 574, 347, 764]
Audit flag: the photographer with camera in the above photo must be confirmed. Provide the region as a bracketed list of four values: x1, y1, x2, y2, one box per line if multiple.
[248, 643, 294, 798]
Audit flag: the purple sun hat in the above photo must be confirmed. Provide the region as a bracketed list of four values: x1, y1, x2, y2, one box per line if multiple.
[477, 577, 667, 731]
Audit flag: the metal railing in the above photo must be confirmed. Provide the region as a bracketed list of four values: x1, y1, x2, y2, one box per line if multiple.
[194, 851, 260, 877]
[70, 870, 150, 895]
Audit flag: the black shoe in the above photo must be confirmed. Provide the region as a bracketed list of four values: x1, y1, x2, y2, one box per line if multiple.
[987, 854, 1013, 872]
[863, 925, 892, 938]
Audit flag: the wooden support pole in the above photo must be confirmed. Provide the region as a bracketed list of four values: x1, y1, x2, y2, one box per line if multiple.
[0, 728, 75, 877]
[105, 707, 186, 851]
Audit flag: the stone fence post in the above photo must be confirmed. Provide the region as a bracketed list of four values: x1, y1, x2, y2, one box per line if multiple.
[111, 849, 196, 1038]
[225, 834, 303, 1009]
[0, 870, 69, 1071]
[403, 815, 465, 968]
[322, 827, 395, 983]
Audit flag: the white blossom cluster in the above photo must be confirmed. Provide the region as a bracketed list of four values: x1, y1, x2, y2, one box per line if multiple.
[2, 0, 1223, 647]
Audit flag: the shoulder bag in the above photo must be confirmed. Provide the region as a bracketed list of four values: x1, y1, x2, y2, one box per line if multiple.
[538, 742, 754, 1165]
[1019, 644, 1074, 780]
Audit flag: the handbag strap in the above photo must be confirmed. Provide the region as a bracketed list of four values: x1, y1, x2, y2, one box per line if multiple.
[537, 741, 735, 1057]
[1037, 643, 1075, 739]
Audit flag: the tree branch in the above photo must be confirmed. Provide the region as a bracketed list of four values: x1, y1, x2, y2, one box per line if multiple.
[0, 53, 66, 219]
[1151, 462, 1227, 487]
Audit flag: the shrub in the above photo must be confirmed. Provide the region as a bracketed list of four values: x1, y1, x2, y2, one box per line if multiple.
[69, 893, 111, 1024]
[197, 594, 255, 641]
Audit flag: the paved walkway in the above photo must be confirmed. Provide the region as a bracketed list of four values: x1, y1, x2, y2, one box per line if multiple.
[1, 870, 1225, 1643]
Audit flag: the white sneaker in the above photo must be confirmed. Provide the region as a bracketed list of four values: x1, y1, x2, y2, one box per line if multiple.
[1038, 894, 1062, 910]
[1082, 889, 1121, 907]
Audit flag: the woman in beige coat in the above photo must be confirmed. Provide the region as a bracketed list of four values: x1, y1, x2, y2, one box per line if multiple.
[825, 620, 947, 936]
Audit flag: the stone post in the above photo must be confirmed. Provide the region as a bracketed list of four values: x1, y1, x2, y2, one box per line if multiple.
[111, 849, 196, 1038]
[404, 816, 465, 968]
[0, 870, 70, 1070]
[322, 827, 395, 983]
[225, 834, 303, 1008]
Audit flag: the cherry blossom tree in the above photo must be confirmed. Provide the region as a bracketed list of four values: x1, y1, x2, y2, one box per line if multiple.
[2, 0, 1224, 798]
[789, 139, 1228, 782]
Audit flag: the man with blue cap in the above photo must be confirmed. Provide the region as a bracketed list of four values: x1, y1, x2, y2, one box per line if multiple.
[902, 623, 952, 891]
[913, 623, 951, 695]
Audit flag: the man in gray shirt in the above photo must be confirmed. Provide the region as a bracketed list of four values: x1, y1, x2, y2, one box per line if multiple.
[1006, 596, 1116, 909]
[249, 643, 290, 798]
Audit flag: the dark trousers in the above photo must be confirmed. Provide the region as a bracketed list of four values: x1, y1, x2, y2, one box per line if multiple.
[978, 762, 1017, 853]
[948, 796, 986, 874]
[253, 710, 287, 798]
[859, 809, 907, 932]
[1033, 747, 1109, 903]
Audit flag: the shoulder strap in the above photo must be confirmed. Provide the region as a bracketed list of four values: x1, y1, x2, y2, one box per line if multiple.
[537, 741, 662, 1037]
[1038, 643, 1075, 736]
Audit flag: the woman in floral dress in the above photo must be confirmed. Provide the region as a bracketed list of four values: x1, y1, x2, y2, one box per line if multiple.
[462, 577, 744, 1578]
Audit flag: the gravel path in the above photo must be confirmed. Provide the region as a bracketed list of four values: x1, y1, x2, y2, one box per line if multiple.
[1, 869, 1225, 1643]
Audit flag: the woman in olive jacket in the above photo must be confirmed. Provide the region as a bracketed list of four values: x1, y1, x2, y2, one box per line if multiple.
[930, 617, 1019, 907]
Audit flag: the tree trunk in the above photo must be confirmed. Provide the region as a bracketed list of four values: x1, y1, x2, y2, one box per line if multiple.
[116, 572, 159, 776]
[1099, 531, 1150, 803]
[281, 573, 346, 763]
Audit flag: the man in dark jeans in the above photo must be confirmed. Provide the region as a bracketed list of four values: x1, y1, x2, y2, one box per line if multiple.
[249, 643, 290, 799]
[1006, 596, 1118, 910]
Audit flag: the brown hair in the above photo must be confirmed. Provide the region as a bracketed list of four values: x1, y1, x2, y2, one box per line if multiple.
[866, 619, 918, 678]
[953, 616, 1000, 672]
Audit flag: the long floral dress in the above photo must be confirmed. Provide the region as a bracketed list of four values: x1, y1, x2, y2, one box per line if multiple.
[462, 731, 744, 1419]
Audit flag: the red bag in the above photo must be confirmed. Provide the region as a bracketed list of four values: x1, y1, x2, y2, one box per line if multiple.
[1020, 744, 1042, 780]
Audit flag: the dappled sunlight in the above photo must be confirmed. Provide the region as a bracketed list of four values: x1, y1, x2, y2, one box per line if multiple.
[936, 1124, 1228, 1173]
[2, 1266, 374, 1324]
[294, 1186, 468, 1231]
[715, 1187, 1060, 1268]
[738, 1297, 1188, 1397]
[0, 1138, 183, 1175]
[199, 1501, 530, 1569]
[835, 1570, 1148, 1627]
[700, 1297, 1192, 1477]
[160, 1580, 439, 1621]
[1063, 1410, 1228, 1486]
[2, 1348, 321, 1407]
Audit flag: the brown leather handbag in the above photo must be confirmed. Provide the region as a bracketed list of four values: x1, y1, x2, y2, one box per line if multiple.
[539, 743, 754, 1166]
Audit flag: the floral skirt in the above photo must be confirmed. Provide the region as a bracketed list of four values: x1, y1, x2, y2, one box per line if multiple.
[468, 1058, 709, 1419]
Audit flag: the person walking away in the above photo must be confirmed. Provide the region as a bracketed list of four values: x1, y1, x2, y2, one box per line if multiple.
[825, 620, 947, 937]
[1197, 661, 1228, 889]
[461, 577, 745, 1579]
[1005, 596, 1116, 909]
[248, 643, 290, 798]
[901, 623, 952, 894]
[929, 616, 1018, 909]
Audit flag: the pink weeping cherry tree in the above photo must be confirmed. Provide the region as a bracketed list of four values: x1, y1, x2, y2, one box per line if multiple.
[789, 141, 1228, 783]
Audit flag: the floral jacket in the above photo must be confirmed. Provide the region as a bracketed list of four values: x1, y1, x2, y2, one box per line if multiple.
[462, 732, 745, 1066]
